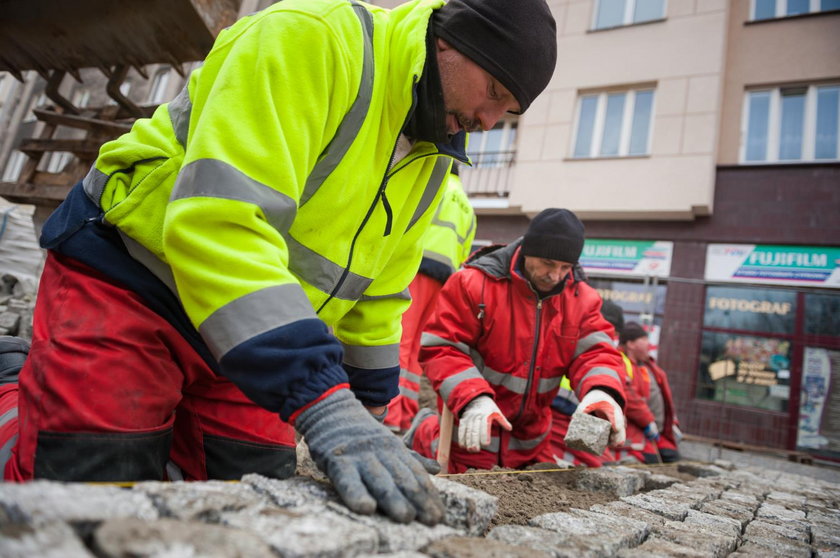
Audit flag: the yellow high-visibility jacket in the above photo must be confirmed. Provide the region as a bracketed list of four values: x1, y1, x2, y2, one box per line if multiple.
[50, 0, 469, 420]
[417, 172, 476, 282]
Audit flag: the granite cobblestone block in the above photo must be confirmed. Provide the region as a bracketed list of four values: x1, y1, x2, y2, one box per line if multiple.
[656, 519, 740, 557]
[616, 536, 710, 558]
[134, 480, 270, 520]
[620, 492, 693, 521]
[0, 520, 93, 558]
[529, 508, 648, 555]
[572, 467, 645, 497]
[563, 412, 611, 456]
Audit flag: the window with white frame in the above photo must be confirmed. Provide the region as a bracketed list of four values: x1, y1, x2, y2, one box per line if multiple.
[572, 88, 655, 158]
[751, 0, 840, 20]
[466, 118, 517, 168]
[742, 85, 840, 163]
[593, 0, 665, 30]
[147, 68, 171, 104]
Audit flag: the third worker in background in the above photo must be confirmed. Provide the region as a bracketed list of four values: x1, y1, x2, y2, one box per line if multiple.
[619, 322, 682, 463]
[385, 165, 476, 432]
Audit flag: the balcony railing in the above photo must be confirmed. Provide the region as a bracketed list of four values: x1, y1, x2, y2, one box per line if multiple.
[461, 149, 515, 198]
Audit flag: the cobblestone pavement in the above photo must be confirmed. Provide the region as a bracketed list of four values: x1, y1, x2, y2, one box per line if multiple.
[1, 461, 839, 557]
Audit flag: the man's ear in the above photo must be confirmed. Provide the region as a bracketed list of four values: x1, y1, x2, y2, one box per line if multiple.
[436, 37, 452, 52]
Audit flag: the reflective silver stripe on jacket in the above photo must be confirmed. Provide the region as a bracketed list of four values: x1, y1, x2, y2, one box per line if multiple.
[285, 236, 373, 301]
[168, 85, 191, 148]
[200, 283, 317, 360]
[399, 384, 419, 401]
[300, 2, 374, 207]
[573, 331, 612, 359]
[480, 366, 561, 395]
[171, 158, 297, 235]
[82, 166, 110, 205]
[118, 231, 178, 294]
[575, 366, 621, 397]
[399, 368, 422, 384]
[420, 332, 470, 356]
[341, 342, 399, 370]
[430, 198, 475, 245]
[422, 249, 455, 273]
[439, 366, 485, 402]
[406, 157, 450, 232]
[0, 408, 18, 475]
[358, 288, 411, 302]
[508, 427, 550, 451]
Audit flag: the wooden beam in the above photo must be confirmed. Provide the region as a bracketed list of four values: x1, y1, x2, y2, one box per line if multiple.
[32, 108, 132, 135]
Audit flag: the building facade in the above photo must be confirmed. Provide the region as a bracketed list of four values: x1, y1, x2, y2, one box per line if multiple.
[466, 0, 840, 460]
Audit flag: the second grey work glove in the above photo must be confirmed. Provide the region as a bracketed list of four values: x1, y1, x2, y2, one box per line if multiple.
[296, 388, 445, 525]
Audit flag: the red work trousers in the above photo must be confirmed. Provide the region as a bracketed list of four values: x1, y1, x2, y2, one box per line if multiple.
[2, 253, 296, 482]
[384, 273, 442, 432]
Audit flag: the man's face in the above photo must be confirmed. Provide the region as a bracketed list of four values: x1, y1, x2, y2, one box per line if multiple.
[626, 336, 650, 362]
[436, 38, 521, 136]
[522, 256, 574, 293]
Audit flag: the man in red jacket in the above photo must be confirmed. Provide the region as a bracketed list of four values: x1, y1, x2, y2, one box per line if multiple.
[404, 208, 626, 472]
[620, 322, 682, 463]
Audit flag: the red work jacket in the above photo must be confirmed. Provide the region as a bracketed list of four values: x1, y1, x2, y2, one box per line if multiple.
[419, 241, 625, 468]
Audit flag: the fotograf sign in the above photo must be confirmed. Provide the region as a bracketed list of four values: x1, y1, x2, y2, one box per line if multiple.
[706, 244, 840, 288]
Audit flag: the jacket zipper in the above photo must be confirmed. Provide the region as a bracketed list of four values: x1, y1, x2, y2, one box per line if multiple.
[513, 295, 543, 423]
[316, 77, 419, 313]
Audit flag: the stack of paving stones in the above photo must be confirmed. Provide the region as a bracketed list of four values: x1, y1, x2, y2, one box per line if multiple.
[2, 461, 840, 557]
[0, 290, 35, 340]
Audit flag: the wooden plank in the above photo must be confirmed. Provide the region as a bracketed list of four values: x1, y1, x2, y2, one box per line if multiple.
[0, 181, 72, 205]
[19, 138, 103, 158]
[32, 108, 132, 135]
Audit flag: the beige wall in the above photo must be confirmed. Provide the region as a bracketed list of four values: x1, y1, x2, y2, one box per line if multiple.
[717, 1, 840, 164]
[508, 0, 729, 219]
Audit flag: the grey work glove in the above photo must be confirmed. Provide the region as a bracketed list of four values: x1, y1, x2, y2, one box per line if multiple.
[296, 389, 445, 525]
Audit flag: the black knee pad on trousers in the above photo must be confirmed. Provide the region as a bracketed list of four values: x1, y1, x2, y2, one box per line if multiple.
[0, 336, 29, 384]
[203, 434, 297, 480]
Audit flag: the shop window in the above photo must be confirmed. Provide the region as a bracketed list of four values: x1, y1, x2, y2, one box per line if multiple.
[697, 285, 796, 412]
[593, 0, 665, 30]
[588, 278, 666, 357]
[573, 88, 655, 158]
[797, 347, 840, 454]
[742, 84, 840, 163]
[751, 0, 840, 20]
[805, 292, 840, 336]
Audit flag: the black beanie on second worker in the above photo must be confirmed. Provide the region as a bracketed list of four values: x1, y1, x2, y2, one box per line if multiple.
[521, 208, 585, 264]
[433, 0, 557, 114]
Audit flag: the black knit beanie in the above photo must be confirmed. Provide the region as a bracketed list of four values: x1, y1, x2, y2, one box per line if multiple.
[433, 0, 557, 113]
[521, 208, 585, 263]
[620, 322, 648, 345]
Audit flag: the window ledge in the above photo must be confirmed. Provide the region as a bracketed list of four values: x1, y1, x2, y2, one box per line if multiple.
[588, 18, 666, 33]
[564, 154, 651, 162]
[746, 8, 840, 25]
[732, 160, 840, 168]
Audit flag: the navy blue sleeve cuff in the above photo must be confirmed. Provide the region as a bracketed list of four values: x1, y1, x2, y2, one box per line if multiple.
[219, 318, 349, 421]
[343, 363, 400, 408]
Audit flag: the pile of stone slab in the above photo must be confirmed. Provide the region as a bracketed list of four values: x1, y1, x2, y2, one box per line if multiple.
[1, 461, 839, 557]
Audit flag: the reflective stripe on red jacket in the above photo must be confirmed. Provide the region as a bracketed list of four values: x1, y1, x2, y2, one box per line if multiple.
[418, 239, 625, 467]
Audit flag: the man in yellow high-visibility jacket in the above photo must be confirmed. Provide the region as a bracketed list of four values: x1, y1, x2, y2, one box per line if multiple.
[0, 0, 557, 524]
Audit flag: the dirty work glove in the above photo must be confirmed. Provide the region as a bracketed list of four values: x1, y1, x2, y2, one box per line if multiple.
[458, 395, 512, 453]
[575, 389, 626, 447]
[643, 421, 661, 442]
[672, 424, 683, 443]
[296, 389, 445, 525]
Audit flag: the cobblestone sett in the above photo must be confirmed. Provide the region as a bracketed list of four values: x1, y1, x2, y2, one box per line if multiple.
[93, 517, 273, 558]
[377, 553, 429, 558]
[430, 476, 498, 536]
[326, 505, 461, 553]
[589, 501, 668, 528]
[655, 519, 740, 557]
[756, 502, 808, 522]
[812, 524, 840, 551]
[424, 535, 553, 558]
[488, 524, 595, 558]
[564, 412, 611, 456]
[739, 534, 813, 557]
[682, 509, 743, 538]
[809, 509, 840, 528]
[243, 474, 334, 509]
[699, 500, 756, 528]
[766, 491, 808, 509]
[616, 536, 710, 558]
[134, 480, 270, 520]
[719, 490, 761, 508]
[0, 481, 158, 524]
[744, 518, 810, 542]
[620, 493, 692, 521]
[667, 482, 722, 503]
[221, 506, 379, 557]
[572, 468, 645, 498]
[644, 473, 680, 490]
[0, 520, 93, 558]
[677, 462, 727, 478]
[713, 459, 736, 471]
[528, 508, 648, 555]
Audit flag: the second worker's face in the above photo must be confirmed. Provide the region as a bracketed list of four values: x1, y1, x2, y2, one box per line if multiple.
[436, 38, 521, 136]
[522, 256, 574, 293]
